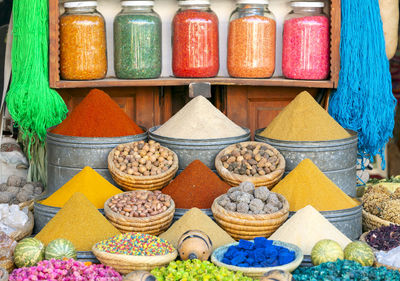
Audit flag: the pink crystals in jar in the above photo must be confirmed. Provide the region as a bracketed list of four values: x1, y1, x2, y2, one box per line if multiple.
[282, 15, 330, 80]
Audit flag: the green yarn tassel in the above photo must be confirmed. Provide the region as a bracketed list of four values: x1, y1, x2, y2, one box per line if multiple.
[6, 0, 67, 145]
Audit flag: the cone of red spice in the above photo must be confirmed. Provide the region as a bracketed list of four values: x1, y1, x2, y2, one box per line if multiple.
[162, 160, 230, 209]
[52, 89, 144, 137]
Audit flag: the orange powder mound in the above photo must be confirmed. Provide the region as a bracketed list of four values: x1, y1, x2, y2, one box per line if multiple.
[271, 159, 359, 212]
[52, 89, 144, 137]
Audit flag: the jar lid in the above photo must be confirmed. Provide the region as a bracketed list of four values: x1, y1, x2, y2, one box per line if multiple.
[64, 1, 97, 8]
[290, 1, 325, 7]
[178, 0, 210, 6]
[121, 1, 154, 6]
[237, 0, 269, 4]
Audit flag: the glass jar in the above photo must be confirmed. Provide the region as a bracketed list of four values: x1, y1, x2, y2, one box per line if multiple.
[59, 1, 107, 80]
[282, 1, 330, 80]
[114, 1, 162, 79]
[172, 0, 219, 78]
[228, 0, 276, 78]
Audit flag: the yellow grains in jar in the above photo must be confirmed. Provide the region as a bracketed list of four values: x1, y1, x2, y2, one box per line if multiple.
[60, 14, 107, 80]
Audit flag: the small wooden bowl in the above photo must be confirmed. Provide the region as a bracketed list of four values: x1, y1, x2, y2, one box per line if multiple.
[9, 211, 34, 241]
[104, 191, 175, 236]
[108, 143, 179, 191]
[211, 240, 303, 278]
[362, 209, 399, 232]
[92, 246, 177, 274]
[215, 141, 285, 188]
[211, 194, 289, 240]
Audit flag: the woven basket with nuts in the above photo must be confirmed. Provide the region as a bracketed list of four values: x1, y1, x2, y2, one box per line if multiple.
[104, 190, 175, 236]
[108, 140, 179, 191]
[215, 141, 285, 188]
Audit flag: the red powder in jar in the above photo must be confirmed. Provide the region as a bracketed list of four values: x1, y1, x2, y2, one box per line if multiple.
[172, 9, 219, 78]
[282, 16, 330, 80]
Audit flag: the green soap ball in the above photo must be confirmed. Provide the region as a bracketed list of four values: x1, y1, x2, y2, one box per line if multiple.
[344, 241, 374, 266]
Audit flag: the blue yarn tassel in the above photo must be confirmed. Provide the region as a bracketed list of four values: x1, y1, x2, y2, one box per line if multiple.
[329, 0, 397, 169]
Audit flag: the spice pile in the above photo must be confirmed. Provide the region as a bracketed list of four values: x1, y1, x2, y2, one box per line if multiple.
[41, 166, 121, 209]
[154, 96, 245, 139]
[94, 233, 175, 256]
[362, 184, 400, 223]
[0, 175, 42, 204]
[111, 141, 174, 176]
[10, 259, 122, 281]
[269, 205, 351, 255]
[160, 208, 235, 249]
[218, 182, 283, 215]
[222, 238, 295, 268]
[220, 143, 280, 176]
[151, 260, 253, 281]
[259, 91, 350, 141]
[271, 159, 358, 212]
[36, 192, 120, 251]
[52, 89, 144, 137]
[107, 191, 171, 218]
[162, 160, 230, 209]
[293, 260, 400, 280]
[366, 224, 400, 251]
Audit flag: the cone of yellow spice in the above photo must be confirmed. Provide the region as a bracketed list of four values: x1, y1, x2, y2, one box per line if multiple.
[41, 166, 122, 209]
[259, 91, 351, 141]
[271, 159, 359, 212]
[36, 192, 120, 251]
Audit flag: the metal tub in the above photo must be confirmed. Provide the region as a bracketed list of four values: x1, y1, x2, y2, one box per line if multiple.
[46, 128, 147, 195]
[77, 251, 99, 263]
[149, 126, 250, 172]
[255, 129, 358, 197]
[288, 204, 362, 241]
[33, 200, 105, 234]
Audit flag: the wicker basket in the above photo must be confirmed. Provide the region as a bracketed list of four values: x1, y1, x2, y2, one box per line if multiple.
[211, 194, 289, 240]
[92, 247, 177, 274]
[108, 144, 178, 191]
[362, 209, 399, 232]
[9, 211, 34, 241]
[0, 260, 14, 274]
[375, 261, 400, 272]
[18, 192, 46, 212]
[211, 241, 303, 278]
[104, 192, 175, 236]
[215, 141, 285, 188]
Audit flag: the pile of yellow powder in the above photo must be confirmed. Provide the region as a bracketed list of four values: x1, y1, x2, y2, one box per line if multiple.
[41, 166, 121, 209]
[36, 192, 120, 251]
[271, 159, 359, 212]
[259, 91, 351, 141]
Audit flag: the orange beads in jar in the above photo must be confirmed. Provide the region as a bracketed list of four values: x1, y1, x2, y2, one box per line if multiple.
[228, 0, 276, 78]
[59, 1, 107, 80]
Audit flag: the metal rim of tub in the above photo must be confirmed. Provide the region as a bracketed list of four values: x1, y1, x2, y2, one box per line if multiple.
[288, 203, 362, 220]
[148, 126, 251, 147]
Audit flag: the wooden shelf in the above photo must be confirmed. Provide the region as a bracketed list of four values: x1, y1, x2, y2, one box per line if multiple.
[53, 77, 334, 89]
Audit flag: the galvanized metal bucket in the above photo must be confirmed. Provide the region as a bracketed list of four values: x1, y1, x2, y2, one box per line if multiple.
[46, 127, 147, 195]
[149, 126, 251, 173]
[33, 200, 105, 234]
[173, 208, 214, 222]
[288, 204, 362, 241]
[255, 129, 358, 197]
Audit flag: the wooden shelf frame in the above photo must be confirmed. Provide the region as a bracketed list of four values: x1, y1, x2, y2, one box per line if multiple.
[48, 0, 341, 89]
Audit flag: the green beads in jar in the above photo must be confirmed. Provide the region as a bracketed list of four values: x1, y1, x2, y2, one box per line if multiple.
[114, 1, 162, 79]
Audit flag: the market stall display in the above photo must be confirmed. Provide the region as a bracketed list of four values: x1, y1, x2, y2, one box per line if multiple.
[151, 259, 253, 281]
[172, 0, 219, 77]
[215, 142, 285, 187]
[211, 239, 302, 278]
[159, 208, 235, 249]
[104, 190, 174, 235]
[269, 205, 351, 255]
[108, 141, 178, 190]
[114, 1, 161, 79]
[92, 233, 177, 274]
[227, 0, 276, 78]
[59, 1, 107, 80]
[35, 192, 120, 252]
[177, 230, 213, 261]
[282, 1, 330, 80]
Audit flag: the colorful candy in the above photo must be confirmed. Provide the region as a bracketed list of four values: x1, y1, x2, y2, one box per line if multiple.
[282, 16, 330, 80]
[228, 15, 276, 78]
[172, 9, 219, 77]
[94, 233, 175, 256]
